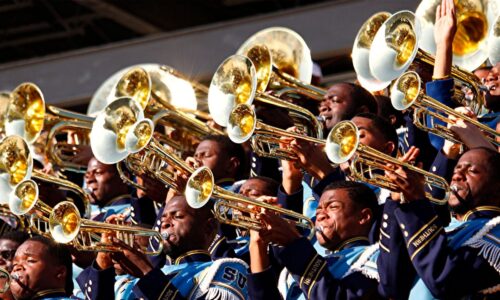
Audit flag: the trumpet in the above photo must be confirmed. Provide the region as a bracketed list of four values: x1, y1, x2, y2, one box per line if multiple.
[49, 201, 164, 255]
[236, 27, 327, 101]
[391, 71, 500, 147]
[327, 120, 450, 205]
[416, 0, 497, 70]
[90, 97, 194, 193]
[0, 268, 10, 294]
[4, 82, 94, 173]
[185, 166, 315, 239]
[368, 10, 486, 115]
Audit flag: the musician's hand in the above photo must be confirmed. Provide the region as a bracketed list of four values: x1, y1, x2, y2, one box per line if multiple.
[290, 139, 335, 181]
[110, 238, 153, 278]
[136, 174, 168, 203]
[434, 0, 456, 49]
[258, 211, 302, 247]
[68, 144, 93, 166]
[447, 107, 496, 151]
[386, 146, 426, 203]
[279, 130, 304, 194]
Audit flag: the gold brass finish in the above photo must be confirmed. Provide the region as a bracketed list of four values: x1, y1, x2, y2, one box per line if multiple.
[327, 121, 450, 205]
[185, 167, 315, 239]
[0, 135, 33, 202]
[391, 71, 500, 147]
[49, 201, 164, 255]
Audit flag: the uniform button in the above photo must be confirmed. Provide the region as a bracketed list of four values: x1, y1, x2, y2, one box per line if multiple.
[88, 287, 92, 292]
[382, 222, 388, 228]
[404, 231, 409, 237]
[157, 220, 161, 225]
[400, 224, 405, 229]
[432, 166, 437, 172]
[251, 163, 256, 168]
[252, 156, 256, 162]
[383, 214, 388, 220]
[89, 280, 92, 285]
[131, 212, 136, 217]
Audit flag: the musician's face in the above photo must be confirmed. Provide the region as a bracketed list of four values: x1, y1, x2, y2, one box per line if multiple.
[239, 178, 275, 199]
[159, 196, 214, 258]
[319, 84, 357, 130]
[315, 189, 368, 250]
[449, 149, 499, 216]
[84, 158, 127, 204]
[0, 239, 19, 272]
[485, 63, 499, 96]
[10, 241, 65, 300]
[194, 140, 236, 181]
[351, 116, 394, 156]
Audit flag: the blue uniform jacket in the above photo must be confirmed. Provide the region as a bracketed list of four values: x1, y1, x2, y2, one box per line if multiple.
[378, 199, 500, 299]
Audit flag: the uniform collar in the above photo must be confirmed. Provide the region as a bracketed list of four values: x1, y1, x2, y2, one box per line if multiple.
[31, 288, 67, 299]
[462, 206, 500, 222]
[332, 236, 370, 253]
[171, 250, 211, 265]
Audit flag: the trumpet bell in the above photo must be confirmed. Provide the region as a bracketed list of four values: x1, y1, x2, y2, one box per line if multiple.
[185, 166, 214, 209]
[90, 97, 153, 164]
[49, 201, 81, 244]
[9, 179, 38, 215]
[237, 44, 272, 94]
[237, 27, 313, 84]
[326, 121, 360, 164]
[0, 135, 33, 204]
[391, 71, 422, 110]
[5, 83, 45, 143]
[352, 12, 392, 91]
[208, 55, 256, 126]
[227, 103, 257, 144]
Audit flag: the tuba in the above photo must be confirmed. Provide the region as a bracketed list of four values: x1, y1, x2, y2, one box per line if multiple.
[488, 14, 500, 65]
[416, 0, 499, 70]
[49, 201, 164, 255]
[327, 120, 450, 205]
[369, 10, 486, 114]
[391, 71, 500, 146]
[185, 166, 315, 239]
[236, 27, 327, 101]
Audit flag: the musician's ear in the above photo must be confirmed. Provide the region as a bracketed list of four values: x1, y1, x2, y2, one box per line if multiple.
[227, 157, 240, 178]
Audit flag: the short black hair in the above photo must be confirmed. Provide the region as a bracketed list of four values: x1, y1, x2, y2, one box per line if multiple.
[201, 135, 248, 180]
[322, 181, 379, 221]
[344, 83, 378, 114]
[354, 112, 399, 156]
[374, 95, 405, 128]
[0, 231, 30, 244]
[26, 236, 73, 295]
[247, 176, 279, 196]
[467, 147, 500, 180]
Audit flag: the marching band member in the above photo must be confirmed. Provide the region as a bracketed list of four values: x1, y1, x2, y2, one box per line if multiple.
[248, 181, 381, 300]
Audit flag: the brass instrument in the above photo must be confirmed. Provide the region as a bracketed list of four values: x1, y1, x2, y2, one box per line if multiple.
[416, 0, 498, 70]
[391, 71, 500, 147]
[0, 135, 33, 201]
[4, 82, 94, 173]
[352, 12, 392, 91]
[113, 66, 223, 154]
[90, 97, 194, 193]
[327, 120, 450, 205]
[488, 14, 500, 65]
[0, 268, 9, 294]
[369, 10, 486, 114]
[236, 27, 327, 100]
[185, 166, 315, 239]
[208, 55, 323, 158]
[49, 201, 164, 255]
[227, 103, 324, 160]
[0, 204, 29, 232]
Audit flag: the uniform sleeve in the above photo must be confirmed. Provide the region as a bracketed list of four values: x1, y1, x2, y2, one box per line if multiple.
[76, 261, 116, 300]
[277, 185, 304, 214]
[425, 78, 456, 150]
[377, 200, 416, 300]
[275, 237, 380, 300]
[247, 267, 282, 300]
[394, 200, 500, 298]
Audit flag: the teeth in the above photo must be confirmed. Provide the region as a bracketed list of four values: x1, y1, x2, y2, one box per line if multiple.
[451, 185, 460, 192]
